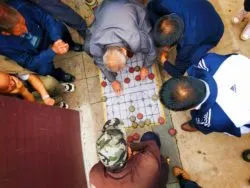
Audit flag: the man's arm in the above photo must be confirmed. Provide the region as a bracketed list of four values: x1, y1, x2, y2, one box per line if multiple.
[130, 140, 161, 162]
[22, 0, 65, 42]
[1, 48, 55, 75]
[27, 74, 55, 105]
[163, 45, 195, 77]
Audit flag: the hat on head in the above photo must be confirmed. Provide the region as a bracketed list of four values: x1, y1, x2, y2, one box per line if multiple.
[96, 118, 127, 169]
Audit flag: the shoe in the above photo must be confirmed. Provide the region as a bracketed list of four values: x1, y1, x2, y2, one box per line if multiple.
[53, 68, 75, 83]
[70, 43, 84, 52]
[232, 8, 248, 24]
[181, 121, 198, 132]
[241, 22, 250, 41]
[242, 149, 250, 162]
[173, 166, 191, 180]
[58, 101, 69, 109]
[60, 83, 75, 92]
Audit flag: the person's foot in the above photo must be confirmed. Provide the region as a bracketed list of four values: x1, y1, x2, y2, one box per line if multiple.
[53, 68, 75, 83]
[181, 121, 198, 132]
[70, 43, 84, 52]
[85, 0, 98, 10]
[232, 8, 248, 24]
[241, 22, 250, 40]
[173, 166, 191, 180]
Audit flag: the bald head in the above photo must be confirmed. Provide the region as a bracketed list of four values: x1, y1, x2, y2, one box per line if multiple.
[159, 77, 207, 111]
[103, 46, 127, 72]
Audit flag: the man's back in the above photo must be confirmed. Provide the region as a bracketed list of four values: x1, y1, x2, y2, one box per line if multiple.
[148, 0, 223, 44]
[90, 141, 168, 188]
[89, 0, 151, 56]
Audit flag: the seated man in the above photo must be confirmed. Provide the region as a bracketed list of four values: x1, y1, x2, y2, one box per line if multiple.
[0, 56, 74, 107]
[159, 53, 250, 137]
[90, 118, 168, 188]
[0, 0, 84, 82]
[147, 0, 224, 77]
[0, 71, 56, 105]
[87, 0, 156, 95]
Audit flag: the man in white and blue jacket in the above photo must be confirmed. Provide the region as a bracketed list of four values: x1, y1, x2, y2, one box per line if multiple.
[160, 53, 250, 137]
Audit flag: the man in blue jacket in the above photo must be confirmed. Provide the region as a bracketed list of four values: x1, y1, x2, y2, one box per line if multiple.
[147, 0, 224, 77]
[0, 0, 83, 82]
[160, 53, 250, 137]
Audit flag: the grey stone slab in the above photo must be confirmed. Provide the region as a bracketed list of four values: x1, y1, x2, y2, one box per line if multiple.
[54, 54, 86, 80]
[153, 109, 182, 184]
[87, 76, 102, 104]
[62, 79, 89, 108]
[167, 182, 180, 188]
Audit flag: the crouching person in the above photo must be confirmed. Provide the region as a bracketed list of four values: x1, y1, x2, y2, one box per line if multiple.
[90, 118, 169, 188]
[159, 53, 250, 137]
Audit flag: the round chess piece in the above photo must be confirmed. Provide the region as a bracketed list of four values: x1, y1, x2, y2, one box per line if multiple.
[129, 105, 135, 112]
[137, 113, 143, 119]
[101, 81, 107, 87]
[130, 116, 136, 122]
[101, 96, 107, 102]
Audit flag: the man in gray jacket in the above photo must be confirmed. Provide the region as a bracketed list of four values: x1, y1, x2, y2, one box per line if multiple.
[87, 0, 156, 95]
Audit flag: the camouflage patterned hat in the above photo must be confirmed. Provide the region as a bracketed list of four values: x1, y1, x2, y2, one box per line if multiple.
[96, 118, 127, 169]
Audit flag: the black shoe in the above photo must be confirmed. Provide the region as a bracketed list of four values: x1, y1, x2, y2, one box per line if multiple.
[70, 43, 84, 52]
[52, 68, 75, 83]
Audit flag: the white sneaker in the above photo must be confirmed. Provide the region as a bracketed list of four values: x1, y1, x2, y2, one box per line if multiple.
[60, 83, 75, 92]
[232, 8, 248, 24]
[58, 101, 69, 109]
[241, 22, 250, 40]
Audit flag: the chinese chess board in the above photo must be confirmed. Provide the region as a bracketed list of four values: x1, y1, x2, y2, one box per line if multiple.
[99, 53, 166, 128]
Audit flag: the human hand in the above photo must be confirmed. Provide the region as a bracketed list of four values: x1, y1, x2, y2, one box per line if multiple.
[43, 97, 55, 106]
[52, 39, 69, 55]
[159, 50, 168, 66]
[140, 66, 149, 80]
[111, 80, 123, 96]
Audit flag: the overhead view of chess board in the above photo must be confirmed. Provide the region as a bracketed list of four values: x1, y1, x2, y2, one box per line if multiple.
[99, 53, 166, 128]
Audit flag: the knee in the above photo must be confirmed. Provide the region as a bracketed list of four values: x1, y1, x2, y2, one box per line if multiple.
[141, 131, 161, 148]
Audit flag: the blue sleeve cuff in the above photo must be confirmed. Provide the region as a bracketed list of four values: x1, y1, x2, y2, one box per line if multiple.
[163, 61, 182, 77]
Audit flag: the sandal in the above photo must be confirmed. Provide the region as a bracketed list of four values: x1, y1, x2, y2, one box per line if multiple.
[85, 0, 98, 10]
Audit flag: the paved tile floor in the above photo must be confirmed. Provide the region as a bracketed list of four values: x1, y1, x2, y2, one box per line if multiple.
[55, 0, 250, 187]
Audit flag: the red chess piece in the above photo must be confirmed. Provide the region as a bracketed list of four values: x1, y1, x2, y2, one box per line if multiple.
[129, 67, 135, 73]
[101, 81, 107, 87]
[168, 128, 177, 136]
[148, 73, 155, 80]
[127, 136, 133, 143]
[158, 117, 165, 125]
[124, 77, 130, 84]
[137, 113, 143, 119]
[135, 75, 141, 81]
[132, 133, 140, 141]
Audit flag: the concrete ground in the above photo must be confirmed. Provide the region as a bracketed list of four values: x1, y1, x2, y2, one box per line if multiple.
[56, 0, 250, 187]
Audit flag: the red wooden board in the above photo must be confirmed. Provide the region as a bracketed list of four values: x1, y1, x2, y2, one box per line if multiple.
[0, 96, 87, 188]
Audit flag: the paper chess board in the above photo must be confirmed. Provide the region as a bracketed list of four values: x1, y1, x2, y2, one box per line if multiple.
[99, 53, 166, 128]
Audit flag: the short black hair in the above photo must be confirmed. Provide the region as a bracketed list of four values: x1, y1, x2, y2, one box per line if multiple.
[159, 77, 206, 111]
[153, 14, 184, 47]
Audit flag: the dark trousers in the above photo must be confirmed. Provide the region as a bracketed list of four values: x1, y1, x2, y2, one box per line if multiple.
[178, 176, 201, 188]
[30, 0, 87, 38]
[245, 0, 250, 11]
